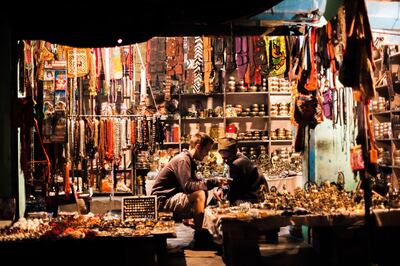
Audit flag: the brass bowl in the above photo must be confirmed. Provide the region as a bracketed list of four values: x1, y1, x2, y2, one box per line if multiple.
[249, 86, 258, 92]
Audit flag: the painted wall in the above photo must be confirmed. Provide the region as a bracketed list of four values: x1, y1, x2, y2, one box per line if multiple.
[313, 87, 357, 191]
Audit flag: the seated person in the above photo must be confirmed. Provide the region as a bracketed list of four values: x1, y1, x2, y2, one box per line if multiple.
[215, 137, 267, 206]
[151, 132, 224, 248]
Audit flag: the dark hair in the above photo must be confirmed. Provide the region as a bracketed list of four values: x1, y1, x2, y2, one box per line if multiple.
[189, 132, 214, 149]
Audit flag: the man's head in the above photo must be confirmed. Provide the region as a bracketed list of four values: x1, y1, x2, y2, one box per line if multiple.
[218, 138, 238, 164]
[190, 132, 214, 161]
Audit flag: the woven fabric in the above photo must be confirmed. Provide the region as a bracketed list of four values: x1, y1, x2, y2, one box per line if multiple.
[67, 48, 90, 78]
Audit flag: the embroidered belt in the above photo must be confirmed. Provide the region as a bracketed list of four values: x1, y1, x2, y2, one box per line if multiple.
[245, 36, 255, 85]
[147, 37, 166, 92]
[203, 37, 213, 93]
[212, 37, 224, 91]
[193, 37, 204, 93]
[166, 37, 184, 100]
[253, 36, 268, 84]
[235, 36, 248, 81]
[184, 37, 195, 92]
[225, 36, 236, 73]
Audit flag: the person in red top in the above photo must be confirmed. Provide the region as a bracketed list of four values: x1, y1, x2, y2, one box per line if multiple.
[151, 132, 224, 249]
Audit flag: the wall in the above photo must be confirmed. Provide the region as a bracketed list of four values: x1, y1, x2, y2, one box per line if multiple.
[313, 86, 357, 191]
[0, 17, 13, 198]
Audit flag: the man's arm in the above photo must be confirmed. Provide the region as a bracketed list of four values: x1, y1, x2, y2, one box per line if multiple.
[175, 159, 221, 193]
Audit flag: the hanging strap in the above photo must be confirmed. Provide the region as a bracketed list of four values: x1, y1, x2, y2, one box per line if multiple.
[326, 22, 337, 87]
[203, 37, 214, 93]
[305, 28, 318, 91]
[34, 118, 51, 183]
[184, 37, 196, 91]
[193, 36, 204, 93]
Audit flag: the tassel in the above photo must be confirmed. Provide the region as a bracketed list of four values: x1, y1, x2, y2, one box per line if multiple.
[94, 118, 99, 148]
[79, 119, 85, 158]
[65, 161, 71, 198]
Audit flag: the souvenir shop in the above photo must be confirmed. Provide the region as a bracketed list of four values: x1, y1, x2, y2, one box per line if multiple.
[2, 0, 400, 265]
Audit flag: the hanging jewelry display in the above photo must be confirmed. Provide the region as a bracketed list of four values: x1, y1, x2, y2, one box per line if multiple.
[137, 118, 143, 148]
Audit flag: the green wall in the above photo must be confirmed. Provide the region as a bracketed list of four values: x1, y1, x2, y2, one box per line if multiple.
[313, 87, 357, 191]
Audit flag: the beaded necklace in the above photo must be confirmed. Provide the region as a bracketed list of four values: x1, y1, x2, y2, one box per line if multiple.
[94, 118, 99, 148]
[98, 119, 105, 162]
[79, 119, 85, 158]
[114, 118, 121, 158]
[74, 120, 80, 163]
[121, 118, 127, 150]
[131, 119, 136, 146]
[106, 118, 114, 160]
[137, 118, 143, 148]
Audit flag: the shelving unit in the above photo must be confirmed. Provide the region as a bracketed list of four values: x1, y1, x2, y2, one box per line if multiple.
[268, 87, 293, 154]
[159, 83, 294, 157]
[373, 47, 400, 189]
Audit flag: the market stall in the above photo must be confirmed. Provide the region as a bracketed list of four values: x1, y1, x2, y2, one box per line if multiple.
[0, 211, 175, 266]
[3, 0, 400, 265]
[202, 184, 400, 266]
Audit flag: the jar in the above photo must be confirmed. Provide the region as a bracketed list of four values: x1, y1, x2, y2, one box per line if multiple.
[210, 123, 220, 139]
[218, 123, 225, 138]
[270, 110, 278, 116]
[270, 131, 277, 140]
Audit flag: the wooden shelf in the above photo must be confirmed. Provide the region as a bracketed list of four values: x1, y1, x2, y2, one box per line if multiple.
[237, 140, 269, 144]
[269, 92, 291, 95]
[375, 138, 392, 142]
[181, 93, 223, 96]
[160, 115, 180, 121]
[225, 92, 268, 95]
[181, 117, 224, 121]
[161, 142, 180, 145]
[271, 140, 293, 144]
[375, 51, 400, 64]
[378, 164, 393, 169]
[226, 116, 269, 119]
[372, 111, 391, 116]
[270, 115, 291, 119]
[391, 109, 400, 114]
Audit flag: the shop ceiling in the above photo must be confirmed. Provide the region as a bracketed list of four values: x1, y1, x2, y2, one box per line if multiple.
[7, 0, 283, 47]
[8, 0, 398, 47]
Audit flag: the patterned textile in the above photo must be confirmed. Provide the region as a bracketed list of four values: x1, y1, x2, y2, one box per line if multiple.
[235, 36, 248, 81]
[183, 37, 196, 91]
[265, 36, 287, 76]
[193, 37, 204, 93]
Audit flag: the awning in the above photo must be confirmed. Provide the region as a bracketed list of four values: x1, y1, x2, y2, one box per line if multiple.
[6, 0, 283, 47]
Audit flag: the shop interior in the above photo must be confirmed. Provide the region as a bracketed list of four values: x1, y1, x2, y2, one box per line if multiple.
[2, 0, 400, 265]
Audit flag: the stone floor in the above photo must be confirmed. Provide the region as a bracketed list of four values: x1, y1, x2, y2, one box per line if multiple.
[165, 223, 224, 266]
[165, 223, 317, 266]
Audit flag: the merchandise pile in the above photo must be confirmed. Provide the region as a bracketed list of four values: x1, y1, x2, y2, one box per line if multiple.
[0, 212, 175, 242]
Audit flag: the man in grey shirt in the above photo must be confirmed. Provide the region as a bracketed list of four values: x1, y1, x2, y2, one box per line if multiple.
[151, 132, 223, 248]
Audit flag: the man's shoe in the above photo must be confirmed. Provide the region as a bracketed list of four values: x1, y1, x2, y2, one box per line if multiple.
[190, 230, 221, 251]
[182, 218, 196, 229]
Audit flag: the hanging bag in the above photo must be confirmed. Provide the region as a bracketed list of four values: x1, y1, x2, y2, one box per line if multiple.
[67, 48, 90, 78]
